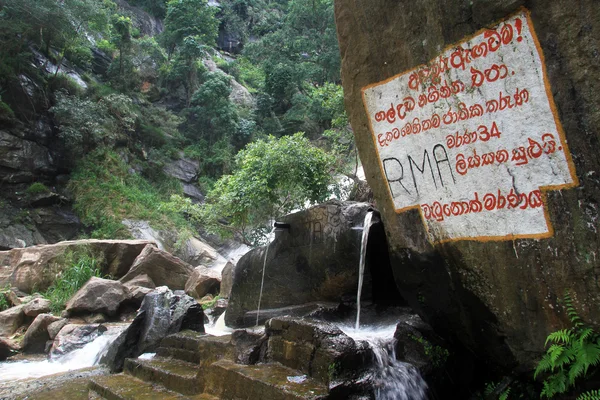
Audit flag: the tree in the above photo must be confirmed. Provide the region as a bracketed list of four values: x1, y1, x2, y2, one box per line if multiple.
[162, 0, 218, 58]
[199, 133, 336, 245]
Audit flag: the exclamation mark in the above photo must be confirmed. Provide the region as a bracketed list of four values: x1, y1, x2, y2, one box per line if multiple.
[515, 18, 523, 42]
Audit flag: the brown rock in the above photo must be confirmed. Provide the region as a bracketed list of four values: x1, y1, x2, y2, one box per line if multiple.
[0, 304, 26, 337]
[0, 239, 154, 293]
[220, 262, 234, 299]
[47, 318, 68, 339]
[335, 0, 600, 370]
[65, 277, 129, 317]
[185, 266, 221, 299]
[0, 337, 18, 360]
[123, 273, 155, 289]
[120, 245, 194, 290]
[21, 313, 60, 353]
[22, 297, 51, 317]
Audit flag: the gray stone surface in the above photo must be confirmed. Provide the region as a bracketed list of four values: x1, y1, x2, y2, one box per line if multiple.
[0, 304, 26, 337]
[335, 0, 600, 369]
[185, 265, 221, 299]
[65, 277, 129, 317]
[21, 313, 60, 353]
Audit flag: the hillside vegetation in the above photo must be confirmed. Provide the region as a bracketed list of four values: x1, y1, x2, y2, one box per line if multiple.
[0, 0, 356, 245]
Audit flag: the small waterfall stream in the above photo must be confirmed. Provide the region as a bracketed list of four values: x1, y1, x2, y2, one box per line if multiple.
[255, 226, 277, 326]
[0, 327, 124, 382]
[356, 211, 374, 329]
[342, 324, 428, 400]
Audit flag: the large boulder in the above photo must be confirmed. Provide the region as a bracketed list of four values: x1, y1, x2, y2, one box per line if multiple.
[22, 297, 51, 317]
[185, 266, 221, 299]
[100, 286, 205, 372]
[0, 304, 26, 337]
[0, 240, 153, 293]
[0, 337, 18, 360]
[21, 313, 60, 353]
[50, 323, 107, 357]
[220, 261, 234, 299]
[335, 0, 600, 370]
[120, 245, 194, 290]
[226, 201, 402, 327]
[65, 277, 129, 317]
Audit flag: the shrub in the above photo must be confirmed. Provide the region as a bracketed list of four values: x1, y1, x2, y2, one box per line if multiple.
[47, 74, 82, 96]
[0, 287, 10, 311]
[0, 100, 15, 123]
[534, 292, 600, 398]
[25, 182, 50, 196]
[44, 251, 102, 314]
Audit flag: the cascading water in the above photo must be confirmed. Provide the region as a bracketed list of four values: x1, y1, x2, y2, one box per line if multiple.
[342, 324, 428, 400]
[355, 211, 374, 330]
[0, 326, 125, 382]
[255, 225, 277, 326]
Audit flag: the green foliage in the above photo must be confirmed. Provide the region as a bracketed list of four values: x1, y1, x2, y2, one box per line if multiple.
[25, 182, 50, 196]
[0, 286, 10, 311]
[162, 0, 219, 55]
[43, 250, 102, 314]
[534, 292, 600, 398]
[409, 334, 450, 368]
[47, 73, 82, 96]
[483, 381, 512, 400]
[70, 149, 188, 239]
[578, 390, 600, 400]
[0, 100, 15, 123]
[200, 133, 336, 245]
[200, 295, 221, 310]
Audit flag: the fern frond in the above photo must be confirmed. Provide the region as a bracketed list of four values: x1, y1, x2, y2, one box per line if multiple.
[579, 328, 596, 344]
[547, 329, 574, 346]
[564, 291, 584, 329]
[535, 354, 555, 379]
[577, 389, 600, 400]
[541, 373, 567, 398]
[499, 387, 511, 400]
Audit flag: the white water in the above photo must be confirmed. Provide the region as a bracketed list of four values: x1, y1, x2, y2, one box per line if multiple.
[355, 211, 374, 330]
[205, 311, 233, 336]
[255, 226, 277, 326]
[341, 324, 428, 400]
[0, 328, 122, 382]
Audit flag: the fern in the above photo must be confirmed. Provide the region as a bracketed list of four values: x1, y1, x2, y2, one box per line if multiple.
[535, 291, 600, 398]
[578, 389, 600, 400]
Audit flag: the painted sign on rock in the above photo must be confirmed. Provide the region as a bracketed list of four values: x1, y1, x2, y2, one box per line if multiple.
[362, 9, 578, 243]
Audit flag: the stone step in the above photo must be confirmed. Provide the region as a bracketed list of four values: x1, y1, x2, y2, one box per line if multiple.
[124, 357, 201, 395]
[204, 359, 329, 400]
[160, 331, 235, 366]
[89, 374, 219, 400]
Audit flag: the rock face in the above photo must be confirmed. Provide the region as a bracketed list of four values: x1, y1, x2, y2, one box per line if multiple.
[185, 266, 221, 299]
[335, 0, 600, 370]
[22, 297, 51, 317]
[220, 261, 234, 299]
[21, 313, 60, 353]
[120, 245, 195, 290]
[50, 323, 107, 357]
[0, 240, 153, 292]
[0, 305, 26, 337]
[65, 277, 129, 317]
[226, 201, 401, 327]
[100, 287, 205, 372]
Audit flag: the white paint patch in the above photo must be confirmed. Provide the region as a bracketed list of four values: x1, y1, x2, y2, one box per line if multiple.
[362, 9, 577, 242]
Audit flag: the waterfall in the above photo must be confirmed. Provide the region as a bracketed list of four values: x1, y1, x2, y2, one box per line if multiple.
[0, 326, 125, 382]
[356, 211, 374, 330]
[255, 226, 276, 326]
[342, 324, 428, 400]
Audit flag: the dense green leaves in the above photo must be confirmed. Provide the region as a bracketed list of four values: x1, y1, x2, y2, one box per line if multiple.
[201, 133, 336, 244]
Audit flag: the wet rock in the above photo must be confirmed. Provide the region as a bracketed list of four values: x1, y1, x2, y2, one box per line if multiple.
[47, 318, 68, 339]
[163, 157, 199, 183]
[0, 304, 26, 337]
[22, 313, 60, 353]
[65, 277, 129, 317]
[220, 261, 234, 299]
[34, 207, 82, 244]
[22, 297, 51, 317]
[185, 265, 221, 299]
[226, 201, 390, 327]
[168, 292, 205, 333]
[0, 240, 154, 292]
[0, 337, 17, 360]
[50, 323, 107, 357]
[231, 330, 267, 365]
[0, 129, 56, 184]
[27, 191, 67, 208]
[178, 237, 219, 267]
[182, 183, 204, 203]
[0, 224, 46, 250]
[265, 317, 370, 387]
[100, 287, 205, 372]
[120, 245, 194, 290]
[123, 273, 155, 289]
[125, 286, 153, 309]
